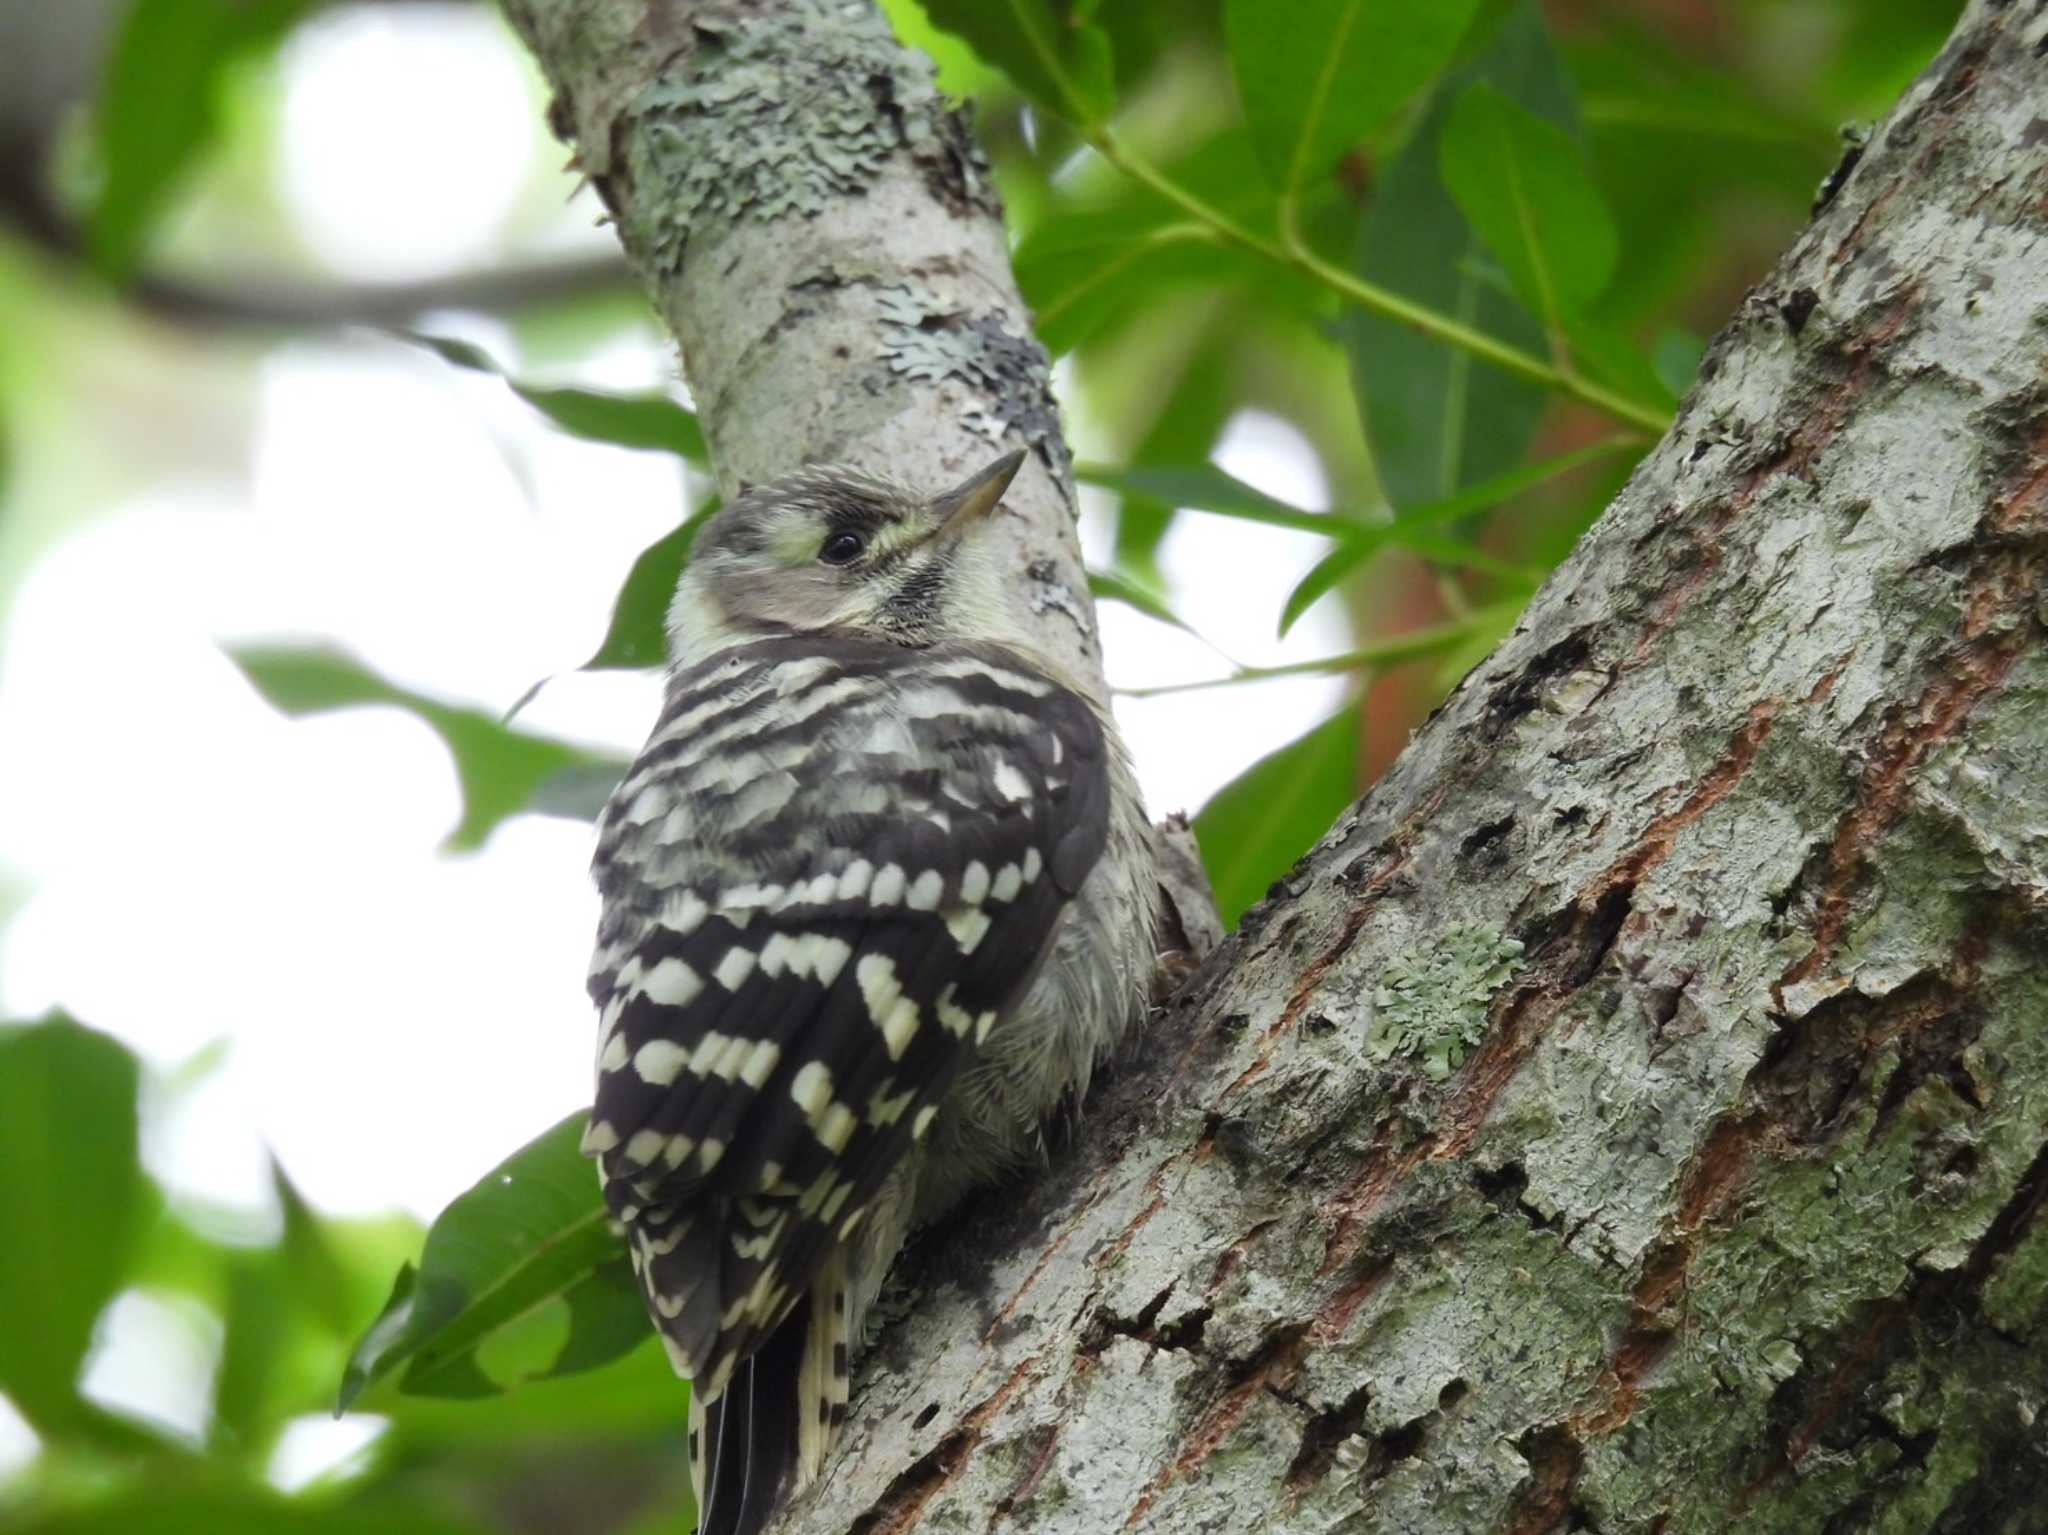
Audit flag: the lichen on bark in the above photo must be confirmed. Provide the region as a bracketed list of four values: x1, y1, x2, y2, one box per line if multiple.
[497, 0, 1097, 691]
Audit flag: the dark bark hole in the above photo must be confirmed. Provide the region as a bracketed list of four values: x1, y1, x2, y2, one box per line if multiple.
[911, 1402, 939, 1430]
[1206, 1112, 1263, 1173]
[1644, 969, 1696, 1028]
[1460, 814, 1516, 867]
[1437, 1378, 1469, 1412]
[1765, 849, 1820, 939]
[1470, 1161, 1534, 1222]
[1084, 1286, 1209, 1357]
[1507, 1423, 1587, 1532]
[1571, 884, 1635, 988]
[1481, 630, 1594, 740]
[1283, 1381, 1373, 1490]
[1380, 1417, 1426, 1462]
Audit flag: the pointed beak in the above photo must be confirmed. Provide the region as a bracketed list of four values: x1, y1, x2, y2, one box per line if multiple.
[933, 449, 1026, 537]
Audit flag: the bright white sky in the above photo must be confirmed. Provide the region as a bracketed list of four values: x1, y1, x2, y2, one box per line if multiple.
[0, 7, 1347, 1242]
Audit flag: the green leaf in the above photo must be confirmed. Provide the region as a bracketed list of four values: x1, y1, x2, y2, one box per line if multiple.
[340, 1113, 647, 1410]
[1107, 322, 1242, 577]
[1226, 0, 1484, 193]
[1438, 83, 1619, 337]
[228, 645, 626, 851]
[12, 1488, 492, 1535]
[89, 0, 317, 279]
[1278, 436, 1640, 635]
[403, 335, 707, 463]
[918, 0, 1116, 125]
[1087, 568, 1198, 637]
[875, 0, 1005, 96]
[1428, 592, 1526, 695]
[583, 503, 718, 671]
[0, 1017, 149, 1436]
[1344, 1, 1575, 506]
[1652, 326, 1708, 401]
[1014, 217, 1232, 355]
[1193, 710, 1359, 930]
[1568, 314, 1678, 416]
[376, 1334, 686, 1451]
[212, 1162, 376, 1449]
[1012, 132, 1291, 355]
[1077, 463, 1362, 539]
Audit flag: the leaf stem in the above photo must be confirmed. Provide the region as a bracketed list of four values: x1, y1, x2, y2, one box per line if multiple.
[1114, 614, 1488, 698]
[1088, 131, 1671, 437]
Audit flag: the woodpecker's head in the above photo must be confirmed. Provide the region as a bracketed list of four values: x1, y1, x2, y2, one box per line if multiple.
[668, 449, 1028, 661]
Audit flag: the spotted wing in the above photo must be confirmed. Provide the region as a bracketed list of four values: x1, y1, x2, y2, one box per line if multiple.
[585, 636, 1110, 1396]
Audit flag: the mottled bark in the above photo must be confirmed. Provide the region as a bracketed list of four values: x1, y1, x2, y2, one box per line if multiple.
[503, 1, 2048, 1531]
[497, 0, 1106, 700]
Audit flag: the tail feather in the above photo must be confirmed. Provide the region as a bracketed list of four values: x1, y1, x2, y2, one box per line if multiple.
[688, 1254, 854, 1535]
[795, 1248, 852, 1487]
[695, 1318, 799, 1535]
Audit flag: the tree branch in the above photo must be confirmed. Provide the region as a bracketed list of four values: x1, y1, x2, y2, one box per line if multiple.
[0, 129, 635, 329]
[498, 0, 1110, 698]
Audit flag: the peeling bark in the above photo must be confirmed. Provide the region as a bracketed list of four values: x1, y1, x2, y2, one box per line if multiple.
[503, 1, 2048, 1530]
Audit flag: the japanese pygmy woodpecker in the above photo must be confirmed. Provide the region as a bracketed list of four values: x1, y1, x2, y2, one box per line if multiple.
[583, 448, 1157, 1535]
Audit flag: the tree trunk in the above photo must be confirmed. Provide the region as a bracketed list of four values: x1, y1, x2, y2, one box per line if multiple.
[501, 2, 2048, 1530]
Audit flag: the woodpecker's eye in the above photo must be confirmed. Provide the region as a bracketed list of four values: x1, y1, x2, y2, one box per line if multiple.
[820, 531, 866, 566]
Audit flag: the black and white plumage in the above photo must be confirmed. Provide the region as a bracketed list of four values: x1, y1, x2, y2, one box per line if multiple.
[585, 452, 1156, 1535]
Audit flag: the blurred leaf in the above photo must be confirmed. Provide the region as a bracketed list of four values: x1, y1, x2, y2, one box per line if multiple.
[1016, 218, 1232, 355]
[228, 645, 626, 851]
[527, 762, 628, 823]
[377, 1335, 685, 1451]
[584, 503, 719, 671]
[1279, 435, 1642, 635]
[13, 1487, 491, 1535]
[89, 0, 317, 278]
[876, 0, 1004, 96]
[1087, 568, 1198, 637]
[1014, 132, 1295, 354]
[277, 1164, 364, 1338]
[1194, 709, 1358, 929]
[1825, 0, 1964, 121]
[1088, 0, 1224, 92]
[340, 1113, 647, 1410]
[1429, 593, 1527, 695]
[1077, 463, 1359, 538]
[1568, 315, 1676, 416]
[213, 1162, 376, 1449]
[1439, 83, 1618, 341]
[1226, 0, 1484, 193]
[1345, 1, 1574, 506]
[211, 1247, 301, 1453]
[1385, 529, 1546, 584]
[1108, 319, 1242, 577]
[0, 1017, 149, 1436]
[1568, 23, 1825, 324]
[919, 0, 1116, 125]
[403, 335, 707, 463]
[1652, 327, 1707, 401]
